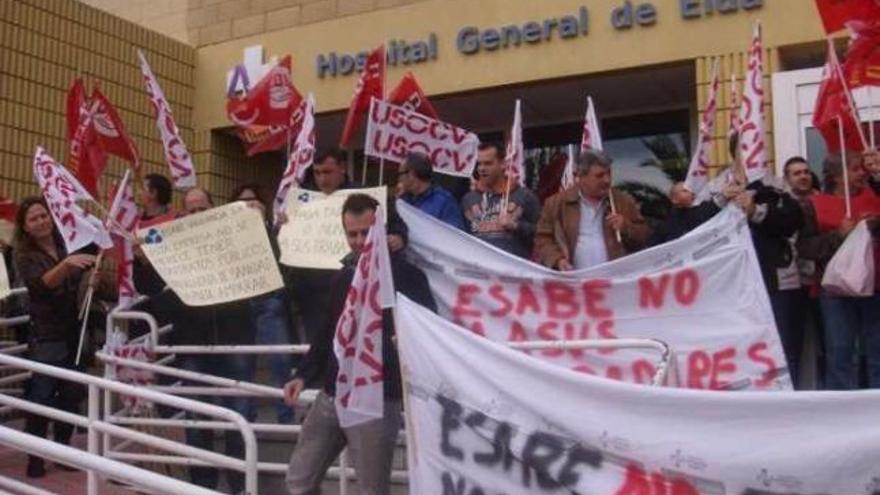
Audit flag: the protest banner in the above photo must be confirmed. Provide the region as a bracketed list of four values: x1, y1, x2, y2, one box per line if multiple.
[398, 201, 791, 390]
[138, 202, 283, 306]
[277, 186, 387, 269]
[396, 294, 880, 495]
[365, 98, 478, 178]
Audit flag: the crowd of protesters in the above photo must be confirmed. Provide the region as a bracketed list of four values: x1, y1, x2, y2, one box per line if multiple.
[2, 140, 879, 493]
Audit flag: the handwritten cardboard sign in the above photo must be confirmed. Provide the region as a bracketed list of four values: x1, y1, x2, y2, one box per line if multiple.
[277, 186, 387, 269]
[138, 202, 283, 306]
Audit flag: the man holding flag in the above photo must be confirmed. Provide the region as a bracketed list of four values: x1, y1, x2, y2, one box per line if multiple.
[283, 194, 435, 495]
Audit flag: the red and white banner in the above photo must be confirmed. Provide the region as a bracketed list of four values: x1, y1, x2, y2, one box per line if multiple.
[388, 71, 438, 119]
[397, 294, 880, 495]
[33, 147, 112, 253]
[505, 99, 525, 187]
[107, 170, 139, 309]
[398, 200, 791, 390]
[333, 207, 395, 427]
[274, 93, 315, 223]
[365, 98, 478, 177]
[737, 22, 767, 182]
[68, 93, 108, 197]
[684, 59, 720, 194]
[138, 50, 196, 189]
[581, 95, 603, 153]
[340, 45, 385, 147]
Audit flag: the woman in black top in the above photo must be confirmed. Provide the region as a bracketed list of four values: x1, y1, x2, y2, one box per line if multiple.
[12, 197, 95, 478]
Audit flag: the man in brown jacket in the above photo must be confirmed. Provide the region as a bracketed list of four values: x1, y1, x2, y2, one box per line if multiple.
[536, 150, 649, 270]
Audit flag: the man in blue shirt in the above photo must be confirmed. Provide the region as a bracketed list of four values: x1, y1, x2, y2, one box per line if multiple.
[398, 152, 465, 230]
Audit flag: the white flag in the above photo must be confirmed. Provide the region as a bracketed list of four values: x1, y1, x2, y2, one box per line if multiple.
[107, 170, 139, 309]
[560, 144, 576, 191]
[333, 207, 395, 427]
[55, 163, 95, 203]
[737, 22, 767, 182]
[33, 147, 112, 253]
[274, 94, 315, 225]
[138, 50, 196, 189]
[683, 59, 721, 194]
[504, 99, 525, 187]
[580, 95, 603, 153]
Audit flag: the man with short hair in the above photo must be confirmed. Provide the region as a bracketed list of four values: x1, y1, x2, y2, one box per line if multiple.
[284, 194, 436, 495]
[461, 142, 541, 258]
[536, 150, 649, 270]
[173, 186, 255, 493]
[784, 156, 818, 203]
[309, 149, 354, 195]
[398, 152, 464, 229]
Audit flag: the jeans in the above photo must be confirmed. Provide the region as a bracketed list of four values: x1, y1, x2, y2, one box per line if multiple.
[249, 292, 294, 422]
[177, 354, 254, 493]
[768, 289, 808, 389]
[286, 392, 402, 495]
[24, 340, 85, 454]
[819, 292, 880, 390]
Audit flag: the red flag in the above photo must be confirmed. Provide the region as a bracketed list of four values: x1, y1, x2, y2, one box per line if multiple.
[387, 72, 438, 119]
[815, 0, 880, 33]
[239, 125, 288, 156]
[68, 95, 108, 196]
[91, 87, 139, 164]
[843, 24, 880, 87]
[813, 41, 868, 152]
[66, 79, 86, 141]
[340, 45, 385, 148]
[226, 55, 301, 128]
[0, 197, 15, 223]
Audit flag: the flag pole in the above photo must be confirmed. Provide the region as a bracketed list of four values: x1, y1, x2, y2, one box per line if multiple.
[377, 43, 387, 188]
[870, 86, 877, 150]
[829, 38, 870, 151]
[75, 249, 104, 366]
[838, 116, 852, 219]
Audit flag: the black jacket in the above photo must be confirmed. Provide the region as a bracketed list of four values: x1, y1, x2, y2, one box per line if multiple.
[648, 201, 721, 247]
[294, 251, 437, 400]
[745, 181, 804, 292]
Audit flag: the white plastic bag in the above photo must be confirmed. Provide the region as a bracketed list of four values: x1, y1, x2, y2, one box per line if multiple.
[822, 220, 875, 297]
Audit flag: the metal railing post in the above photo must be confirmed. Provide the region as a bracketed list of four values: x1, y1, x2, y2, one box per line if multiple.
[88, 384, 99, 495]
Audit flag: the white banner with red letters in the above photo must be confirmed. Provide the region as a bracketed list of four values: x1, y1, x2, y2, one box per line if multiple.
[398, 200, 791, 391]
[32, 147, 112, 254]
[365, 98, 478, 178]
[333, 207, 395, 428]
[138, 50, 196, 189]
[396, 294, 880, 495]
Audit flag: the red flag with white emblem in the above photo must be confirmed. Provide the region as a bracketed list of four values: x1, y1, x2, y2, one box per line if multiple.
[814, 39, 869, 152]
[814, 0, 880, 33]
[340, 45, 385, 148]
[106, 170, 139, 308]
[333, 207, 395, 427]
[387, 72, 438, 119]
[226, 55, 301, 128]
[138, 50, 196, 189]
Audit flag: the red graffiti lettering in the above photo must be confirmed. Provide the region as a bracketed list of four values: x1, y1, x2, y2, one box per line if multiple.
[709, 347, 737, 389]
[582, 279, 613, 318]
[452, 284, 482, 320]
[747, 341, 777, 388]
[638, 269, 701, 309]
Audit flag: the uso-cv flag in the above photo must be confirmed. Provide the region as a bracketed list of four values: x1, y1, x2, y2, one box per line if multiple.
[398, 200, 791, 390]
[365, 99, 478, 178]
[396, 294, 880, 495]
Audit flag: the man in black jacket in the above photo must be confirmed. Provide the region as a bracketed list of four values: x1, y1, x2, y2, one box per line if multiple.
[648, 181, 739, 246]
[284, 194, 436, 495]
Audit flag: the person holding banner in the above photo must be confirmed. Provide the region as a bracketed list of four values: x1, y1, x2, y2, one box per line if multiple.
[169, 187, 257, 493]
[648, 181, 739, 246]
[397, 151, 465, 230]
[233, 183, 296, 423]
[797, 151, 880, 390]
[12, 197, 95, 478]
[536, 150, 648, 270]
[283, 194, 436, 495]
[461, 142, 540, 259]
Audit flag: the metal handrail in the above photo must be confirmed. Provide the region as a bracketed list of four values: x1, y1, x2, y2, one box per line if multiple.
[0, 352, 259, 495]
[0, 425, 222, 495]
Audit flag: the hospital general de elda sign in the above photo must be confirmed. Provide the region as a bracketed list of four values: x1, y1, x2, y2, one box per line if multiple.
[316, 0, 763, 79]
